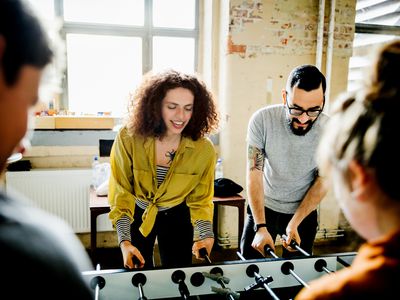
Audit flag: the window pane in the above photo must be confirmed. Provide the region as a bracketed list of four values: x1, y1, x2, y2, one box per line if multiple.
[64, 0, 144, 26]
[356, 1, 400, 26]
[348, 33, 399, 92]
[153, 0, 195, 29]
[152, 37, 195, 73]
[66, 34, 142, 116]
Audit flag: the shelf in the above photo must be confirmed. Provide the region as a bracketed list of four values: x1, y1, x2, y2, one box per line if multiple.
[34, 116, 118, 130]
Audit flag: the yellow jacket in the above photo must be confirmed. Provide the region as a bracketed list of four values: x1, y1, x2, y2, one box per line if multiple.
[108, 127, 216, 238]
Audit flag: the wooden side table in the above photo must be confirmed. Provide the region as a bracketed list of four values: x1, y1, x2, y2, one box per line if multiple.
[89, 190, 110, 263]
[89, 190, 246, 263]
[212, 195, 245, 249]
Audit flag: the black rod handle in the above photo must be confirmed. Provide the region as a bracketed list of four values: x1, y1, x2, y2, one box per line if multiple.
[264, 245, 279, 258]
[199, 247, 212, 264]
[172, 270, 190, 299]
[281, 234, 311, 256]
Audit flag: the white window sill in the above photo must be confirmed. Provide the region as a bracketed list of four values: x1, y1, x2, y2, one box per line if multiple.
[34, 116, 121, 130]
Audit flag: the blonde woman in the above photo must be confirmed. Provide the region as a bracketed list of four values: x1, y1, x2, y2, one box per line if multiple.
[296, 40, 400, 299]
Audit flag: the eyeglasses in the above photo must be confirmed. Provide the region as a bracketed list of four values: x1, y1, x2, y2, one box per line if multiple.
[285, 92, 324, 117]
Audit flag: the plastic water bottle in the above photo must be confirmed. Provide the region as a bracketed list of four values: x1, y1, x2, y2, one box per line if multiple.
[91, 155, 100, 188]
[215, 158, 224, 179]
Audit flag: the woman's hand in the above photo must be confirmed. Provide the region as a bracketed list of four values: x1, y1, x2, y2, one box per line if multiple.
[120, 240, 145, 269]
[192, 237, 214, 259]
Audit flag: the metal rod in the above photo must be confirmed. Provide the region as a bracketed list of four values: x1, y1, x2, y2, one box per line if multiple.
[323, 266, 332, 274]
[281, 235, 333, 274]
[138, 283, 147, 300]
[217, 280, 235, 300]
[95, 264, 100, 300]
[281, 234, 310, 257]
[204, 255, 212, 264]
[236, 251, 245, 260]
[264, 246, 279, 259]
[236, 251, 280, 300]
[259, 276, 280, 300]
[289, 269, 310, 288]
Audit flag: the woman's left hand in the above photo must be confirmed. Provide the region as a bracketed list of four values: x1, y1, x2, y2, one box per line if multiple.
[192, 237, 214, 259]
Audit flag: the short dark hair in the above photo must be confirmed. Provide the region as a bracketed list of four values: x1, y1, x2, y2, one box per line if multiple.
[0, 0, 53, 85]
[127, 69, 219, 141]
[286, 64, 326, 94]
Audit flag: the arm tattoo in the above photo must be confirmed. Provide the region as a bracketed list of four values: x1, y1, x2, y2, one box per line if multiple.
[165, 149, 176, 165]
[248, 145, 265, 171]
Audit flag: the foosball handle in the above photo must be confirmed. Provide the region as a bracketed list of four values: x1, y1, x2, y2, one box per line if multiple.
[199, 247, 212, 264]
[172, 270, 190, 299]
[131, 273, 147, 300]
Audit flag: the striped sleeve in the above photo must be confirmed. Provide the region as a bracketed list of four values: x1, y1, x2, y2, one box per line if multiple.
[194, 220, 214, 241]
[115, 215, 131, 245]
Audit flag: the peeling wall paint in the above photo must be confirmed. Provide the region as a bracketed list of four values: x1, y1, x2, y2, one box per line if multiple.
[230, 0, 264, 33]
[228, 0, 356, 58]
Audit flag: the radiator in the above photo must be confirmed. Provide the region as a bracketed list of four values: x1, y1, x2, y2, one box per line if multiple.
[5, 169, 112, 233]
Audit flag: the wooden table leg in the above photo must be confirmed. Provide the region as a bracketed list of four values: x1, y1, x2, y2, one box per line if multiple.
[90, 211, 98, 264]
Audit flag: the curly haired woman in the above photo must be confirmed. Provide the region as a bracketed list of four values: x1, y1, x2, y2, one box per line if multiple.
[108, 69, 219, 269]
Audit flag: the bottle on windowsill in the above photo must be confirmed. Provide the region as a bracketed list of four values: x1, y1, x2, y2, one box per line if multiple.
[215, 158, 223, 179]
[91, 155, 100, 189]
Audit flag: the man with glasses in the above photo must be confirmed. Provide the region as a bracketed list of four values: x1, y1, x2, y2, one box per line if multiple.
[240, 64, 328, 259]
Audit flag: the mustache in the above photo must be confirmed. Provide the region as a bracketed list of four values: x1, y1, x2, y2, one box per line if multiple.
[292, 118, 312, 125]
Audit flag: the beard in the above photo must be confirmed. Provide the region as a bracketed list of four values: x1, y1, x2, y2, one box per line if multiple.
[288, 118, 315, 136]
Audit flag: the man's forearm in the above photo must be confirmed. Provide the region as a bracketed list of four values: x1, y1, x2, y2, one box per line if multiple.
[291, 176, 327, 227]
[247, 144, 266, 224]
[247, 170, 266, 224]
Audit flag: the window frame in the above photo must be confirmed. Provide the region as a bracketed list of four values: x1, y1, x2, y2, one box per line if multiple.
[52, 0, 199, 113]
[347, 2, 400, 92]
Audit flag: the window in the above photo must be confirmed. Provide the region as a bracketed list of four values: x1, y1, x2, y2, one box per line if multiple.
[348, 0, 400, 92]
[27, 0, 198, 117]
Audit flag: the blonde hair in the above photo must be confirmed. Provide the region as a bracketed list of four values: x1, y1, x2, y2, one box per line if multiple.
[317, 40, 400, 200]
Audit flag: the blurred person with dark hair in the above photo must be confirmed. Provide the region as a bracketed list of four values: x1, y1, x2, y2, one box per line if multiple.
[0, 0, 93, 298]
[108, 69, 219, 269]
[296, 40, 400, 299]
[241, 65, 328, 259]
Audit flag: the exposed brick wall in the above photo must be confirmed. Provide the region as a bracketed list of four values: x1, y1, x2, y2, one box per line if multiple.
[228, 0, 356, 58]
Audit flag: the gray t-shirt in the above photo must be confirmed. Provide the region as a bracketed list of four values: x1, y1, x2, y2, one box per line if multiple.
[247, 104, 328, 214]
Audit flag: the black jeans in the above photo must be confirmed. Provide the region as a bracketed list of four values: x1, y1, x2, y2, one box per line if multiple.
[240, 205, 318, 259]
[131, 201, 193, 269]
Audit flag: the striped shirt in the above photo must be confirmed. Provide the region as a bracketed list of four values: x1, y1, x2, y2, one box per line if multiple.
[116, 165, 214, 244]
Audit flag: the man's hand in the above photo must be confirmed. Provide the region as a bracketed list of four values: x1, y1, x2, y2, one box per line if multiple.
[251, 227, 275, 256]
[281, 227, 301, 252]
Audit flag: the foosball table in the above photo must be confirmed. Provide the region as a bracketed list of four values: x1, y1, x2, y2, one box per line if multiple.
[82, 251, 356, 300]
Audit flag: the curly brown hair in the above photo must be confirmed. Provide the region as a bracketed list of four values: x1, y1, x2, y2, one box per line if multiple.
[126, 69, 219, 140]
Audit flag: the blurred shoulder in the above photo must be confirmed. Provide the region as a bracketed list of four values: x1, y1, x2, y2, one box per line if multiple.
[318, 111, 330, 126]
